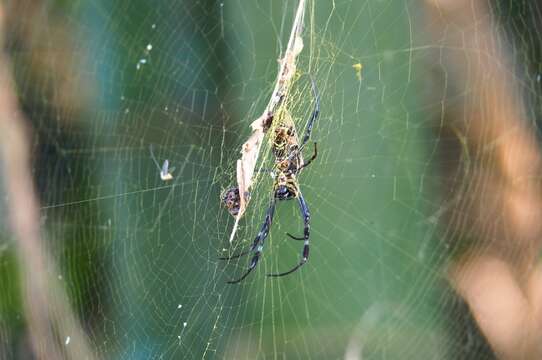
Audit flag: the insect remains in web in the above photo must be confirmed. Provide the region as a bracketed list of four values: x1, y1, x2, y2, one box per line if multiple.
[220, 78, 320, 284]
[149, 144, 174, 181]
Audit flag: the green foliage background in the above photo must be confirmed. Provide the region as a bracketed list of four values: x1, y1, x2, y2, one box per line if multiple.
[4, 0, 530, 358]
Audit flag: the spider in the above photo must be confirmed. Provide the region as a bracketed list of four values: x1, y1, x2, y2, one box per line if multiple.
[222, 187, 242, 216]
[221, 78, 319, 284]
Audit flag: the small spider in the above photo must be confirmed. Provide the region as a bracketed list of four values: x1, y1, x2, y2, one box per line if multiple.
[222, 187, 241, 216]
[221, 78, 319, 283]
[221, 187, 251, 217]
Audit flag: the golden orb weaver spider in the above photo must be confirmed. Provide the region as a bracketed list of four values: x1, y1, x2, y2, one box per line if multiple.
[221, 78, 319, 284]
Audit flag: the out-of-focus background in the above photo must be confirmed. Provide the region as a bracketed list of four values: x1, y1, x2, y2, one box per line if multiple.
[1, 0, 542, 359]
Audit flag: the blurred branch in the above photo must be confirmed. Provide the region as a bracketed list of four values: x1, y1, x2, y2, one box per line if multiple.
[0, 5, 94, 360]
[5, 0, 94, 121]
[425, 0, 542, 358]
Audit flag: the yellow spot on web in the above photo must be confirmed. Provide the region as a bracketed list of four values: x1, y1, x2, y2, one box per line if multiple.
[352, 63, 363, 81]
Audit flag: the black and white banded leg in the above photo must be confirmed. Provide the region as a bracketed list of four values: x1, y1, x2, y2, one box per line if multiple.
[299, 76, 320, 149]
[220, 200, 276, 284]
[268, 194, 310, 277]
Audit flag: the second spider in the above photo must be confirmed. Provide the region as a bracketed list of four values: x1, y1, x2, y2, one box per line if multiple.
[221, 78, 319, 284]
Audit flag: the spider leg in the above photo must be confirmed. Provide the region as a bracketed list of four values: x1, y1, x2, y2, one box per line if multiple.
[226, 249, 262, 284]
[218, 249, 251, 260]
[286, 232, 304, 241]
[268, 194, 310, 277]
[298, 142, 317, 171]
[300, 77, 319, 149]
[219, 199, 276, 260]
[226, 200, 276, 284]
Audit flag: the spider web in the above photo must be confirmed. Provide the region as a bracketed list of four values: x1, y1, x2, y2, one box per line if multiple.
[1, 0, 540, 359]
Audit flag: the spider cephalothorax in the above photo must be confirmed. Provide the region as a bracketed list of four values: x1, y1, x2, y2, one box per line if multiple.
[221, 78, 319, 283]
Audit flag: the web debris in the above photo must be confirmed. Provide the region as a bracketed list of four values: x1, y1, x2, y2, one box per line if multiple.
[227, 0, 307, 242]
[352, 63, 363, 81]
[136, 58, 147, 70]
[177, 321, 188, 344]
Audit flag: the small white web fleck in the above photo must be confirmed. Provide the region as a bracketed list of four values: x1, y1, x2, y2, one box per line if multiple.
[136, 58, 147, 70]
